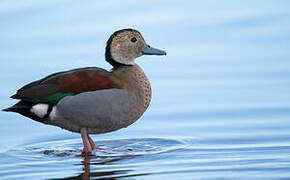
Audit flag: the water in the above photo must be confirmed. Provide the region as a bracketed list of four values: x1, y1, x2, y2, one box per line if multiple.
[1, 0, 290, 179]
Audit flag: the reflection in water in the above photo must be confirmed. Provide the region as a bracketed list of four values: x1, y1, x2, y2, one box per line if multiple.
[48, 138, 183, 179]
[60, 155, 134, 180]
[2, 136, 290, 179]
[2, 138, 185, 179]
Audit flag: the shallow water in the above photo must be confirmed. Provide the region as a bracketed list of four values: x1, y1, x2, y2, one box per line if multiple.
[1, 0, 290, 179]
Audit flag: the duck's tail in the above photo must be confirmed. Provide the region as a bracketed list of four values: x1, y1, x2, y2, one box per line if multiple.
[3, 100, 34, 112]
[3, 101, 47, 124]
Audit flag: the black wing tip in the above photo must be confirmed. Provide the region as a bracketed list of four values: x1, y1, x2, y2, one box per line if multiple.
[4, 95, 20, 111]
[10, 94, 18, 99]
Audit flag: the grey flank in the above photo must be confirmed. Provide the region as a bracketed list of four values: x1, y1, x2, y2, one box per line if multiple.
[52, 89, 135, 134]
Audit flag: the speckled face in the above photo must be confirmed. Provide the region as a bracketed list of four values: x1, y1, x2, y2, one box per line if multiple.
[110, 30, 146, 65]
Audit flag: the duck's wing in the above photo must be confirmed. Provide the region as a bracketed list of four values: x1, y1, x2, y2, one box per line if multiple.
[11, 67, 121, 105]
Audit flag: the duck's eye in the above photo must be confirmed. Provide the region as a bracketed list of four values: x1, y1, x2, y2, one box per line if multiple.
[131, 37, 137, 43]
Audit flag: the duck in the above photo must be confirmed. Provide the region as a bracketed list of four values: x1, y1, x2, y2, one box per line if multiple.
[3, 29, 166, 154]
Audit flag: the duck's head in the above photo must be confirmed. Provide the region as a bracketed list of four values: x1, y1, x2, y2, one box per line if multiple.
[105, 29, 166, 67]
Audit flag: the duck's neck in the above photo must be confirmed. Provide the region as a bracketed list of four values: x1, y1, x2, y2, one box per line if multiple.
[113, 64, 152, 110]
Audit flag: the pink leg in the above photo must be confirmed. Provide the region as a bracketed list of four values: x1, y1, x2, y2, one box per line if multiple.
[88, 134, 105, 151]
[87, 135, 97, 150]
[80, 128, 92, 154]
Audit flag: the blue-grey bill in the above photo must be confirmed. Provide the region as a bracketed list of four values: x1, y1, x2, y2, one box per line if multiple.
[142, 44, 167, 55]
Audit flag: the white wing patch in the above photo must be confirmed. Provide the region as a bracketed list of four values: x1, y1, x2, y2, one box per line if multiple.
[30, 103, 48, 118]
